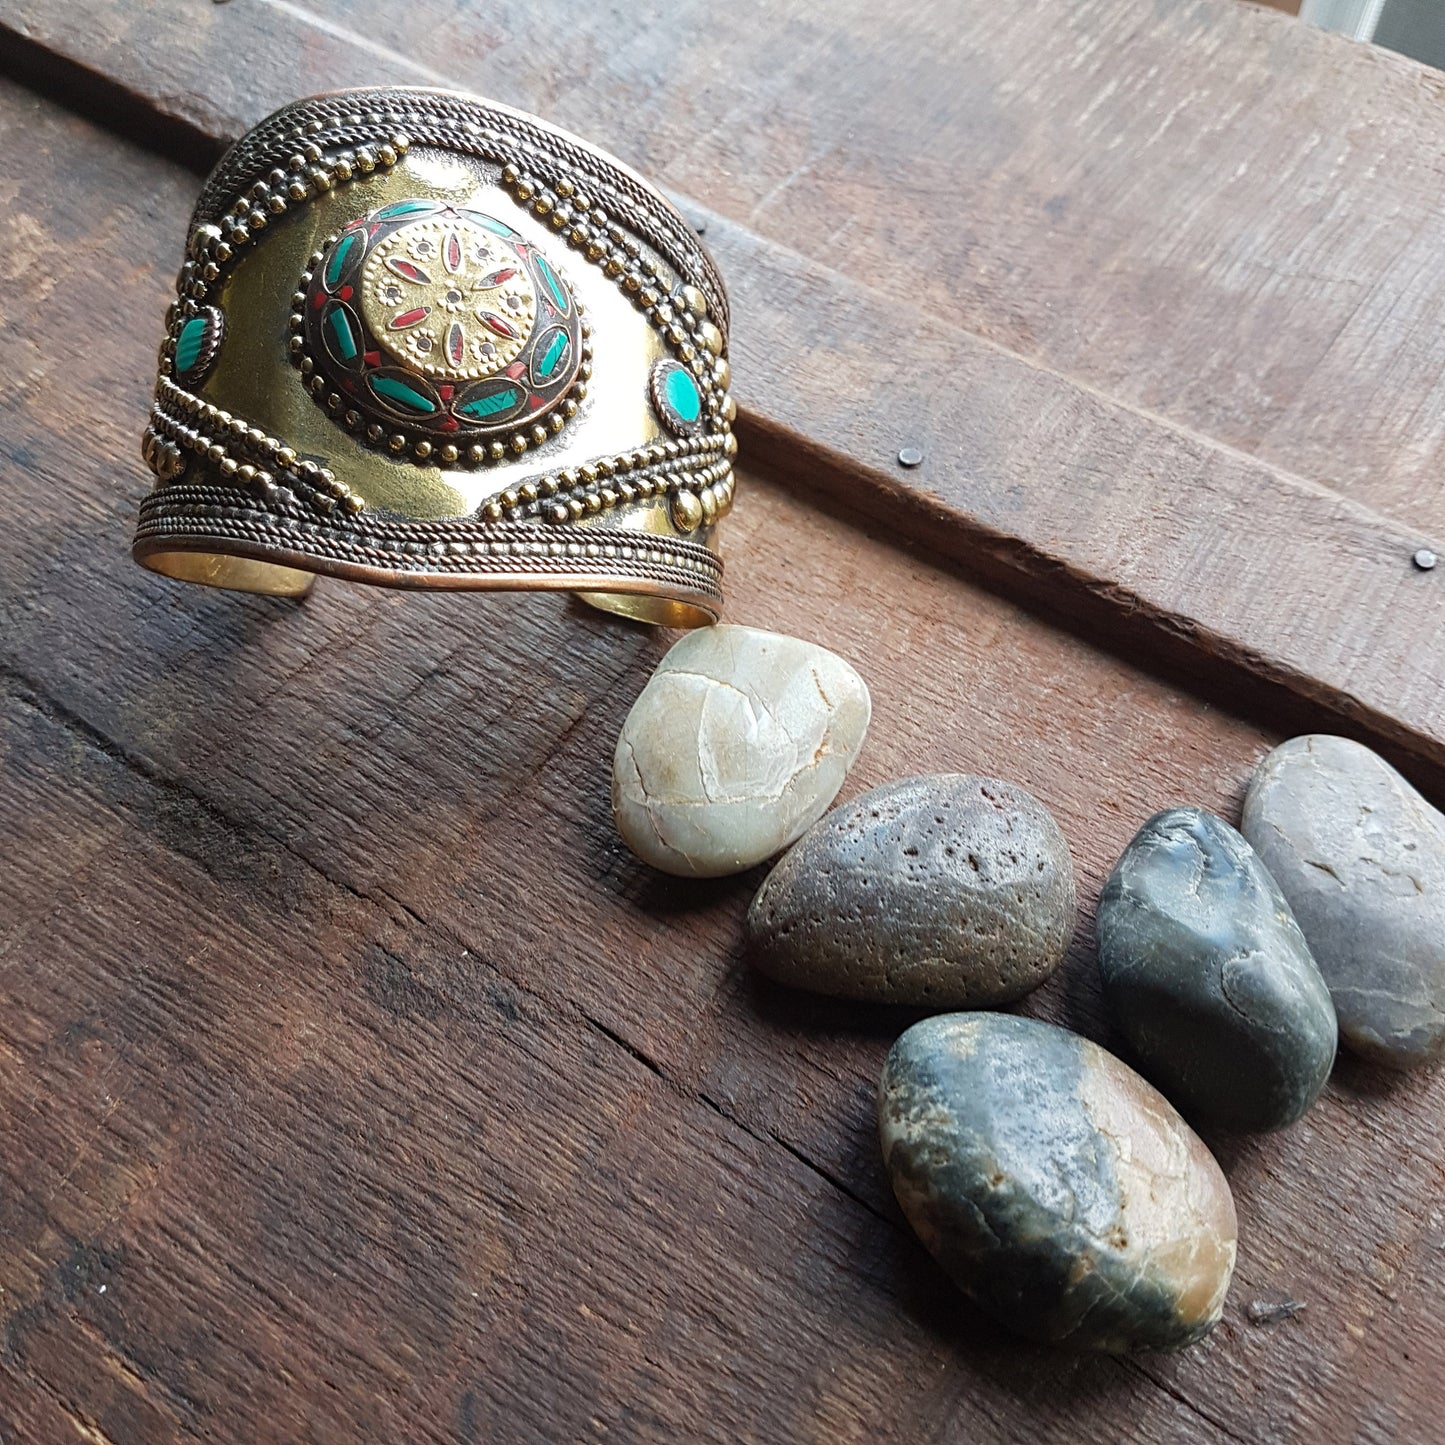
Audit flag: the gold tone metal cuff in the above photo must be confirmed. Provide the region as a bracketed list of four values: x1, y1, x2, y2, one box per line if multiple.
[135, 88, 737, 628]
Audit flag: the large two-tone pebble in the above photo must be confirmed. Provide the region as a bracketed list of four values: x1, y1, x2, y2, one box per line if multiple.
[879, 1013, 1237, 1352]
[1097, 807, 1337, 1131]
[612, 625, 870, 877]
[1242, 735, 1445, 1069]
[746, 774, 1075, 1005]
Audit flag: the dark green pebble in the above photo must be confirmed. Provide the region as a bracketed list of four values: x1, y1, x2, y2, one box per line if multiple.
[1097, 806, 1337, 1131]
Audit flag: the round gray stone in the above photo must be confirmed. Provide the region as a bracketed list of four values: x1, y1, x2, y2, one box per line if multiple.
[879, 1013, 1237, 1352]
[1241, 735, 1445, 1069]
[1097, 807, 1337, 1131]
[746, 774, 1075, 1005]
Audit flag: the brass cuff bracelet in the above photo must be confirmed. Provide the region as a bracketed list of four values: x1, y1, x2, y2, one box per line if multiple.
[135, 88, 736, 628]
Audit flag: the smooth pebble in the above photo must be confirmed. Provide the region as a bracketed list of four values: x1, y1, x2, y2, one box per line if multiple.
[1097, 807, 1337, 1131]
[1242, 735, 1445, 1069]
[872, 1017, 1236, 1352]
[612, 624, 870, 878]
[879, 1012, 1237, 1352]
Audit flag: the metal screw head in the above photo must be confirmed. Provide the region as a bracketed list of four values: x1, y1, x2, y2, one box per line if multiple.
[897, 445, 925, 469]
[1413, 548, 1438, 571]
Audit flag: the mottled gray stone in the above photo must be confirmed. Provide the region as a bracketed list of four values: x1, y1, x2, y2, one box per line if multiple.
[879, 1013, 1237, 1352]
[611, 625, 870, 878]
[1242, 735, 1445, 1069]
[1097, 807, 1337, 1131]
[746, 775, 1075, 1005]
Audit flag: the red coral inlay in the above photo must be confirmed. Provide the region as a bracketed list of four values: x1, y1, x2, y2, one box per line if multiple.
[386, 259, 431, 284]
[389, 307, 431, 329]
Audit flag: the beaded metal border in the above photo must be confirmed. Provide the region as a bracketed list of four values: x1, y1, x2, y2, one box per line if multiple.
[145, 376, 737, 532]
[188, 90, 728, 334]
[134, 485, 724, 608]
[140, 88, 734, 607]
[287, 228, 596, 466]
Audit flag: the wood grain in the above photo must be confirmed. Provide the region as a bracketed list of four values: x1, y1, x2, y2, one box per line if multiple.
[2, 0, 1444, 785]
[2, 0, 1443, 532]
[2, 75, 1445, 1444]
[719, 215, 1445, 773]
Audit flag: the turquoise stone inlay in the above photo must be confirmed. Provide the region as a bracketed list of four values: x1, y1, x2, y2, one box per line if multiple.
[458, 385, 523, 420]
[650, 358, 706, 436]
[535, 253, 569, 313]
[175, 315, 209, 376]
[664, 365, 702, 424]
[536, 328, 570, 381]
[370, 374, 437, 413]
[375, 199, 437, 221]
[325, 304, 359, 362]
[325, 232, 359, 289]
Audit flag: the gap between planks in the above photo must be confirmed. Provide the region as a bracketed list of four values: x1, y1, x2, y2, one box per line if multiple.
[1, 22, 1442, 786]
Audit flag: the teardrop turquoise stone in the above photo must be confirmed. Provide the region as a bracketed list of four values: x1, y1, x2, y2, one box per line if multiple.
[325, 305, 358, 361]
[535, 254, 569, 313]
[376, 199, 437, 221]
[175, 315, 209, 376]
[536, 328, 570, 380]
[664, 365, 702, 424]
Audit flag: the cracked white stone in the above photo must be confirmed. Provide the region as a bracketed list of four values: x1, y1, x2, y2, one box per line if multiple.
[612, 624, 871, 878]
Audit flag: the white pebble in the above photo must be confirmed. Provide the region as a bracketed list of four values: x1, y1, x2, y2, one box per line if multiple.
[612, 624, 871, 877]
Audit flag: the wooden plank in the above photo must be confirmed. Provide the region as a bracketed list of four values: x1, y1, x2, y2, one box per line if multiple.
[2, 0, 1443, 784]
[722, 219, 1445, 773]
[2, 76, 1445, 1443]
[2, 0, 1443, 532]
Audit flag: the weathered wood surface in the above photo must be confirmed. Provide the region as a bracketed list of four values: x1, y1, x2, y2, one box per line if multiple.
[2, 73, 1445, 1444]
[6, 0, 1437, 526]
[3, 0, 1445, 783]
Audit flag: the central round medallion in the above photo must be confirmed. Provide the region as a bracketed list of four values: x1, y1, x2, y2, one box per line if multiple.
[294, 198, 589, 463]
[359, 215, 538, 382]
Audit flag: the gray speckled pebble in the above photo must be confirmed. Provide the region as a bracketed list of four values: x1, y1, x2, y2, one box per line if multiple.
[1097, 807, 1337, 1131]
[1242, 735, 1445, 1070]
[746, 775, 1075, 1006]
[879, 1013, 1237, 1352]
